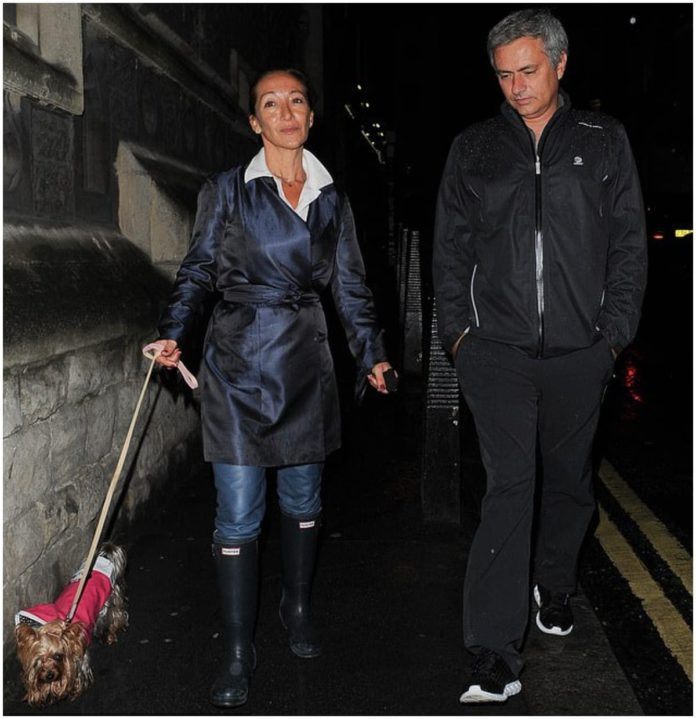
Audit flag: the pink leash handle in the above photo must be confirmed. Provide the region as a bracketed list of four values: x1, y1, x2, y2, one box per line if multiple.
[142, 341, 199, 389]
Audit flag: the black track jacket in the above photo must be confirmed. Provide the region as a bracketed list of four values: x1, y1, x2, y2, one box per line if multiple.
[433, 93, 647, 359]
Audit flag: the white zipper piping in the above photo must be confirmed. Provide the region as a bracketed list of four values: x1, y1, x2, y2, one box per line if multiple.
[470, 263, 480, 327]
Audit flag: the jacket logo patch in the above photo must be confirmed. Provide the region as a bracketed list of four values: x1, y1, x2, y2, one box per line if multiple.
[221, 547, 241, 556]
[573, 156, 584, 166]
[299, 521, 316, 529]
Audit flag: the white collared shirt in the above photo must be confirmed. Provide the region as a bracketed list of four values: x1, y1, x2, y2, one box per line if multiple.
[244, 148, 333, 221]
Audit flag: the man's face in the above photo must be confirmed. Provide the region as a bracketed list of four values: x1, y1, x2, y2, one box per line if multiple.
[493, 36, 567, 125]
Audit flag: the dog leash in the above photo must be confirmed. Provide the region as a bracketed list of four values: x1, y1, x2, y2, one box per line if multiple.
[66, 343, 197, 623]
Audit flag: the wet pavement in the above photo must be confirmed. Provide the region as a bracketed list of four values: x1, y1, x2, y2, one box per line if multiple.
[4, 375, 644, 716]
[577, 238, 694, 716]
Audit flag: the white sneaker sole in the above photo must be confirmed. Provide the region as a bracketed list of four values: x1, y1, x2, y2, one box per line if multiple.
[460, 680, 522, 704]
[534, 585, 574, 636]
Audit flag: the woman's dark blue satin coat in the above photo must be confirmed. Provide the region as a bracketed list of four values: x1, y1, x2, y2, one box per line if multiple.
[158, 165, 387, 466]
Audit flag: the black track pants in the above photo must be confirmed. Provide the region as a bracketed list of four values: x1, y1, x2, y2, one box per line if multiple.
[455, 336, 614, 676]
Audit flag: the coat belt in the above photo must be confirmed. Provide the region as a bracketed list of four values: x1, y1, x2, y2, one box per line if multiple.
[223, 285, 320, 311]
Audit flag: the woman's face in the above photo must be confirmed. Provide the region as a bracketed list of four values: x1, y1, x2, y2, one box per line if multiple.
[249, 72, 313, 151]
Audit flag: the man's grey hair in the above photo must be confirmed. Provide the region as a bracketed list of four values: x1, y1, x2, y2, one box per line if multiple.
[487, 8, 568, 69]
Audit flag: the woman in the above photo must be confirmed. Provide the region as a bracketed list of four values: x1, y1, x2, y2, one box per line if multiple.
[154, 68, 393, 708]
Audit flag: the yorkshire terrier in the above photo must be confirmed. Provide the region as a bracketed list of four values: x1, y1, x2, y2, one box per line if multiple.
[14, 542, 128, 706]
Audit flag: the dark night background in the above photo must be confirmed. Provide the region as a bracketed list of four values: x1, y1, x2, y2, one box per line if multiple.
[319, 3, 692, 239]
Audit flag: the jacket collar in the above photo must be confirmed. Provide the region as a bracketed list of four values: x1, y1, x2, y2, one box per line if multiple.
[244, 148, 333, 220]
[500, 88, 571, 130]
[244, 147, 333, 190]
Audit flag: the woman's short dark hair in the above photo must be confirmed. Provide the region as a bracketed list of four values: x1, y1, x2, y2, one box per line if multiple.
[487, 8, 568, 69]
[249, 68, 313, 116]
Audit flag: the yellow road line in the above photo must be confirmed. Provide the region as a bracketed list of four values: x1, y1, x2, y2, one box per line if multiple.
[595, 506, 693, 681]
[599, 460, 692, 595]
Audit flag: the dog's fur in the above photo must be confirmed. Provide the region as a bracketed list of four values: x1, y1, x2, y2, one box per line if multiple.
[14, 543, 128, 706]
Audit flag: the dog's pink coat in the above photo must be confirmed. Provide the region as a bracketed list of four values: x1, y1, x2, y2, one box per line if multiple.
[17, 569, 113, 644]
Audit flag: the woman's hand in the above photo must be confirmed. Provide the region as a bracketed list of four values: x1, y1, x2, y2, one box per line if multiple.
[367, 362, 396, 394]
[153, 339, 182, 368]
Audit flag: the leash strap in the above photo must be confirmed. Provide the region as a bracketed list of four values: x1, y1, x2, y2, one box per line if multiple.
[142, 341, 198, 389]
[66, 343, 197, 622]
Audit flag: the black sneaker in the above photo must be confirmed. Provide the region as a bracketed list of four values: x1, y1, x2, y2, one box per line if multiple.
[534, 584, 574, 636]
[459, 649, 522, 703]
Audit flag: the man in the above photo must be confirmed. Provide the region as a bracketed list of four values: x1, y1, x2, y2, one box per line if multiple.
[432, 8, 647, 704]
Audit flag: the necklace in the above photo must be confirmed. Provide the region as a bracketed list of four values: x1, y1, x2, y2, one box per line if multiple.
[270, 170, 306, 187]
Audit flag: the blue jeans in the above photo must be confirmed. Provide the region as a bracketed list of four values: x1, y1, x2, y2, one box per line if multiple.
[212, 463, 323, 544]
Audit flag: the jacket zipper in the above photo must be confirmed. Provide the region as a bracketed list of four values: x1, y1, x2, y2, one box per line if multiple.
[534, 154, 544, 357]
[525, 124, 544, 358]
[507, 101, 566, 358]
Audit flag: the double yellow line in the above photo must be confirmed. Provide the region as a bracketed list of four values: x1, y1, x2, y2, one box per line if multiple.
[595, 460, 693, 680]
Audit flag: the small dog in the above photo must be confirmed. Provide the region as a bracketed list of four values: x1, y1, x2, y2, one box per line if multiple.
[14, 543, 128, 706]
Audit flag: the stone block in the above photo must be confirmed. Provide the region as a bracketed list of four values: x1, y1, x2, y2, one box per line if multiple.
[49, 404, 87, 485]
[150, 185, 192, 263]
[114, 381, 137, 442]
[3, 555, 46, 649]
[18, 356, 68, 424]
[123, 470, 155, 521]
[124, 334, 152, 380]
[114, 378, 157, 450]
[3, 581, 20, 653]
[3, 438, 18, 520]
[52, 532, 89, 589]
[37, 4, 84, 104]
[3, 370, 22, 436]
[4, 231, 169, 370]
[75, 463, 108, 530]
[4, 546, 67, 638]
[120, 376, 161, 442]
[31, 106, 75, 217]
[103, 338, 133, 386]
[83, 392, 117, 464]
[140, 371, 162, 421]
[115, 147, 153, 256]
[4, 436, 17, 489]
[66, 348, 99, 402]
[34, 557, 55, 600]
[3, 423, 51, 521]
[157, 393, 179, 444]
[135, 423, 164, 479]
[98, 443, 121, 478]
[67, 344, 122, 403]
[4, 509, 46, 579]
[39, 489, 79, 548]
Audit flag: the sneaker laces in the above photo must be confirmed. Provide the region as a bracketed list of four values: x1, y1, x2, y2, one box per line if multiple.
[547, 591, 570, 612]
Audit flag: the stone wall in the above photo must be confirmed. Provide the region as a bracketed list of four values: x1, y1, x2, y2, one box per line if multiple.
[3, 3, 323, 656]
[2, 223, 205, 656]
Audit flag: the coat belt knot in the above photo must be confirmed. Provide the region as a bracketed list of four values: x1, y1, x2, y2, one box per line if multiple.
[223, 284, 319, 311]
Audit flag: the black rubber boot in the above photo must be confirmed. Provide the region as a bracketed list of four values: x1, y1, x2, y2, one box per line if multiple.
[279, 513, 322, 658]
[210, 540, 258, 708]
